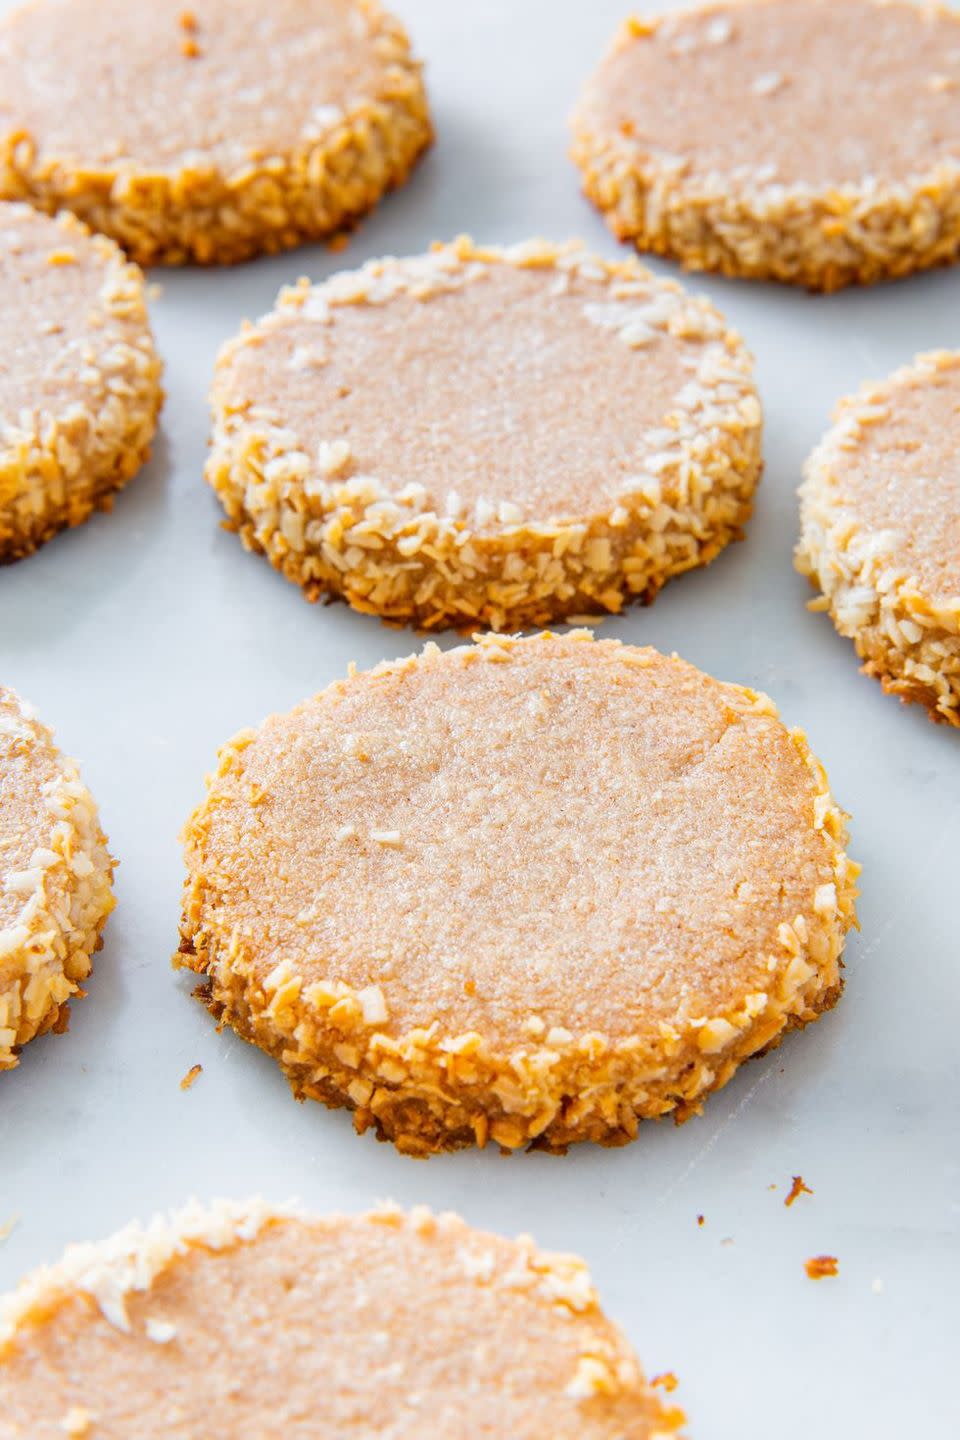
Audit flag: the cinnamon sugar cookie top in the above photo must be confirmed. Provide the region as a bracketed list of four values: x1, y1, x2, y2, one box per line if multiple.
[0, 1201, 681, 1439]
[0, 203, 155, 427]
[577, 0, 960, 191]
[184, 632, 846, 1051]
[0, 0, 413, 176]
[215, 239, 742, 532]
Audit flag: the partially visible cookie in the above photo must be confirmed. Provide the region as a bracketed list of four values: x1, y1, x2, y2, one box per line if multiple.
[0, 688, 115, 1071]
[572, 0, 960, 290]
[176, 631, 857, 1155]
[798, 350, 960, 727]
[0, 1200, 684, 1439]
[0, 0, 432, 266]
[0, 203, 162, 561]
[207, 237, 762, 631]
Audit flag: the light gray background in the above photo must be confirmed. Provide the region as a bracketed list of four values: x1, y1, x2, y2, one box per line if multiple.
[1, 1, 958, 1433]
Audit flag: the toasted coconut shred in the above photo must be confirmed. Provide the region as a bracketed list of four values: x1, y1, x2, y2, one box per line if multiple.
[0, 0, 432, 267]
[0, 203, 162, 561]
[572, 0, 960, 291]
[0, 1200, 683, 1438]
[175, 631, 858, 1157]
[798, 350, 960, 727]
[206, 237, 762, 631]
[0, 688, 115, 1070]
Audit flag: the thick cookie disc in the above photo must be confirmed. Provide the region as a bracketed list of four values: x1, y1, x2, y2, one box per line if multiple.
[0, 1201, 682, 1439]
[573, 0, 960, 290]
[208, 238, 761, 630]
[177, 632, 857, 1155]
[0, 203, 161, 561]
[798, 350, 960, 726]
[0, 687, 114, 1070]
[0, 0, 431, 266]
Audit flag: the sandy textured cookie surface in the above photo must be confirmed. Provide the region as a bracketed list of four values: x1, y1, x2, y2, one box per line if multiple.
[798, 350, 960, 726]
[208, 237, 761, 631]
[0, 688, 114, 1070]
[0, 0, 431, 266]
[0, 1199, 682, 1439]
[0, 203, 162, 561]
[176, 631, 857, 1155]
[572, 0, 960, 290]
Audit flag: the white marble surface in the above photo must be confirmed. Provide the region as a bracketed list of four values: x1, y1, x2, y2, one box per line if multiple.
[1, 1, 958, 1434]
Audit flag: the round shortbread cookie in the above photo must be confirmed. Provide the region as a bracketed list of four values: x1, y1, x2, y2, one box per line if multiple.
[797, 350, 960, 727]
[176, 631, 857, 1156]
[572, 0, 960, 291]
[207, 238, 762, 632]
[0, 202, 162, 561]
[0, 687, 115, 1071]
[0, 1200, 683, 1440]
[0, 0, 432, 267]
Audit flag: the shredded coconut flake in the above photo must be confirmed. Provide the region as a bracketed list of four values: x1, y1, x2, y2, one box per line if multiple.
[752, 71, 785, 96]
[144, 1316, 178, 1344]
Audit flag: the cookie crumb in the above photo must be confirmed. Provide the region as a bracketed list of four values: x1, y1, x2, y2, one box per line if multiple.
[651, 1371, 679, 1392]
[804, 1254, 838, 1280]
[179, 9, 198, 30]
[180, 1063, 202, 1091]
[696, 1214, 705, 1227]
[785, 1174, 813, 1207]
[180, 36, 201, 57]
